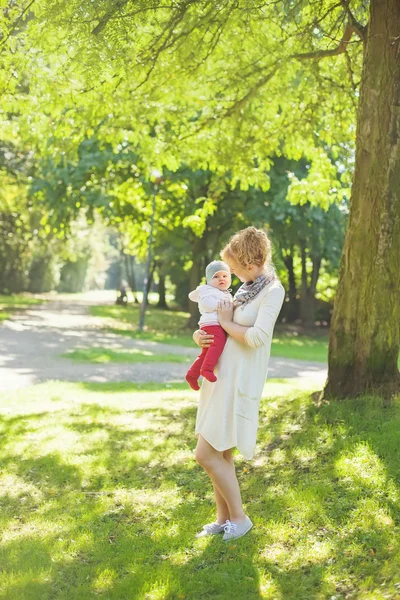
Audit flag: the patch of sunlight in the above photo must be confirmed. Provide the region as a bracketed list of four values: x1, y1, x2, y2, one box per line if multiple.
[51, 532, 94, 565]
[143, 581, 170, 600]
[348, 498, 394, 530]
[284, 488, 326, 522]
[272, 336, 308, 347]
[291, 447, 317, 464]
[92, 568, 118, 593]
[120, 488, 182, 511]
[10, 427, 82, 457]
[259, 575, 281, 599]
[270, 448, 287, 465]
[260, 542, 287, 563]
[263, 378, 320, 398]
[1, 519, 65, 544]
[154, 450, 194, 468]
[108, 413, 163, 431]
[386, 478, 400, 504]
[314, 427, 335, 450]
[0, 474, 43, 500]
[291, 539, 333, 566]
[335, 443, 387, 489]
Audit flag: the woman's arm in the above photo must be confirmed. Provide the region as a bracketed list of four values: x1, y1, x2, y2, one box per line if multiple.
[218, 284, 285, 347]
[243, 284, 285, 348]
[217, 299, 250, 343]
[220, 320, 250, 343]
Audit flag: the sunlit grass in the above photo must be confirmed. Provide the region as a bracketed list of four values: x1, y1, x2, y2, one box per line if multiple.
[90, 304, 195, 347]
[0, 294, 43, 307]
[1, 379, 400, 599]
[271, 331, 328, 362]
[0, 294, 44, 325]
[90, 304, 331, 359]
[63, 347, 191, 364]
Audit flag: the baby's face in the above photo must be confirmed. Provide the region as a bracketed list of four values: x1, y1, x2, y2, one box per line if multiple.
[210, 270, 231, 290]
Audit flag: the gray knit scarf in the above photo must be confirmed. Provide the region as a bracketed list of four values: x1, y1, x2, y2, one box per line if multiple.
[233, 265, 277, 308]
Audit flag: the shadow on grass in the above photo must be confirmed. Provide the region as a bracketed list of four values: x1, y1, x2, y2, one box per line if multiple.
[1, 385, 400, 598]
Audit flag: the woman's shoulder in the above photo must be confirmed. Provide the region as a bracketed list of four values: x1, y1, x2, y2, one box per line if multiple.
[257, 279, 285, 305]
[261, 278, 285, 295]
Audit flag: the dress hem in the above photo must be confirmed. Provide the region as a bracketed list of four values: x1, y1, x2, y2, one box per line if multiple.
[195, 429, 254, 460]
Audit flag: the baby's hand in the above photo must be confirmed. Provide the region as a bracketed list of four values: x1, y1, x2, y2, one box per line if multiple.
[218, 298, 234, 323]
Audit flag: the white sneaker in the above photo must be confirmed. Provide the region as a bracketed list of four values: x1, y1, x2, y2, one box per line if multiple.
[195, 522, 226, 538]
[222, 516, 253, 541]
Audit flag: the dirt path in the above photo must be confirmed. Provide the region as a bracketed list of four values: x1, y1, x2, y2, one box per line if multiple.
[0, 298, 327, 391]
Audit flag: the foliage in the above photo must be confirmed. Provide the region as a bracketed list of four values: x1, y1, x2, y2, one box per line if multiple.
[1, 2, 364, 189]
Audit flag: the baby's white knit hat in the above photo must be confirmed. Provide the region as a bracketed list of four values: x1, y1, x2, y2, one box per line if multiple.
[205, 260, 230, 284]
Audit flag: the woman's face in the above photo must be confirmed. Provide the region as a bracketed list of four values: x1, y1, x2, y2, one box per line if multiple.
[224, 257, 253, 283]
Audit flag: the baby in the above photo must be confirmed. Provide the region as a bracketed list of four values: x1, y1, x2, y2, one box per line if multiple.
[185, 260, 233, 391]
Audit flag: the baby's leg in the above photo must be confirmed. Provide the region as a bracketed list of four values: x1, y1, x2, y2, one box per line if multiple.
[200, 325, 227, 383]
[185, 347, 207, 390]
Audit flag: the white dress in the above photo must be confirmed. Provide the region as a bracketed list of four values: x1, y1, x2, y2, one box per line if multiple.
[195, 279, 285, 460]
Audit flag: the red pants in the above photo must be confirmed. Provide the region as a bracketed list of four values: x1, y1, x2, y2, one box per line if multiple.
[186, 325, 227, 380]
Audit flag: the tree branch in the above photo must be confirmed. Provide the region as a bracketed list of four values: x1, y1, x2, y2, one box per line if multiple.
[91, 0, 130, 36]
[292, 22, 360, 60]
[0, 0, 37, 48]
[339, 0, 367, 40]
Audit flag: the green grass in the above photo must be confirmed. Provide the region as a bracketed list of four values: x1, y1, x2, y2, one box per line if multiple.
[63, 348, 191, 364]
[0, 294, 43, 307]
[91, 304, 330, 359]
[0, 294, 44, 324]
[1, 379, 400, 599]
[271, 331, 328, 362]
[90, 304, 195, 347]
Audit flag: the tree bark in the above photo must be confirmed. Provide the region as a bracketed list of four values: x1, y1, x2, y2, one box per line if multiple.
[325, 0, 400, 398]
[145, 261, 156, 301]
[283, 252, 299, 321]
[157, 272, 168, 308]
[300, 253, 321, 327]
[124, 253, 139, 303]
[187, 239, 204, 329]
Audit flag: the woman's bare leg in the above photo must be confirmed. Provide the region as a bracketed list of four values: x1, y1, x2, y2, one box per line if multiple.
[212, 483, 230, 524]
[212, 449, 236, 523]
[196, 436, 245, 523]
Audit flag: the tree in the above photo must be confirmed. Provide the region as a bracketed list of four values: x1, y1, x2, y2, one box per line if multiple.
[2, 0, 399, 396]
[324, 0, 400, 397]
[264, 156, 348, 325]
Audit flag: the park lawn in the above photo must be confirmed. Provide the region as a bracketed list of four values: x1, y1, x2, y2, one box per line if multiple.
[0, 295, 44, 323]
[90, 304, 330, 361]
[90, 304, 195, 348]
[1, 380, 400, 599]
[63, 348, 191, 364]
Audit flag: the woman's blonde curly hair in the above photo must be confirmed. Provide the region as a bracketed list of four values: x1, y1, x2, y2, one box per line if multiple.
[221, 226, 272, 267]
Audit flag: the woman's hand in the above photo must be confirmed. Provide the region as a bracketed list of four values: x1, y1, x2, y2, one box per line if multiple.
[193, 329, 214, 348]
[218, 298, 234, 325]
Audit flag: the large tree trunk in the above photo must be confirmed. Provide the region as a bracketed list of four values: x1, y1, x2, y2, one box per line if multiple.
[325, 0, 400, 398]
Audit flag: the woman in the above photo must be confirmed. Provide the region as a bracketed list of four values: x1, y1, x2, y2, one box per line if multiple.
[193, 227, 285, 541]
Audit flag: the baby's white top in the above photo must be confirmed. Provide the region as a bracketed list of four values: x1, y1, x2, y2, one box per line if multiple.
[188, 284, 233, 327]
